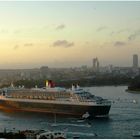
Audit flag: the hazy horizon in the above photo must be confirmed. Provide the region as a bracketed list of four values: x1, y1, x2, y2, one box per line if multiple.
[0, 1, 140, 69]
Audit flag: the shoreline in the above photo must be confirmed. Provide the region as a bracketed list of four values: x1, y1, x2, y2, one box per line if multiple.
[126, 89, 140, 94]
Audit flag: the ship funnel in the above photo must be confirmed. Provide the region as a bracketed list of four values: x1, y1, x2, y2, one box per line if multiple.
[72, 84, 80, 90]
[10, 82, 14, 88]
[76, 84, 80, 89]
[46, 80, 49, 87]
[72, 84, 75, 91]
[46, 80, 55, 88]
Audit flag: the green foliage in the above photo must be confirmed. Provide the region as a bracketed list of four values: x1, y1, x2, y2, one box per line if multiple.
[55, 75, 132, 87]
[128, 75, 140, 91]
[1, 75, 132, 88]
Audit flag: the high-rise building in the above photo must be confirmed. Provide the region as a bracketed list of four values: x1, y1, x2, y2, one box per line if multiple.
[93, 58, 97, 69]
[133, 54, 138, 68]
[93, 57, 99, 72]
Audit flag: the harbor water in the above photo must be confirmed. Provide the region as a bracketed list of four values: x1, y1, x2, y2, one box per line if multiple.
[0, 86, 140, 138]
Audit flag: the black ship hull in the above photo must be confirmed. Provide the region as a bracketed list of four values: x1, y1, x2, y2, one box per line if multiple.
[0, 99, 111, 118]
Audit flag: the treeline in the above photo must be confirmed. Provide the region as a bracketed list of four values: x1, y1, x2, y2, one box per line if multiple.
[6, 75, 132, 88]
[128, 75, 140, 91]
[56, 75, 132, 87]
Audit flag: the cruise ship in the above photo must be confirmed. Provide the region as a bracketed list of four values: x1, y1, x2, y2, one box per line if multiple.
[0, 81, 111, 118]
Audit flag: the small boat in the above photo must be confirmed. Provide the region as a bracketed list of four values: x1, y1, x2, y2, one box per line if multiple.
[85, 123, 91, 128]
[132, 131, 140, 137]
[67, 131, 97, 138]
[77, 119, 85, 123]
[82, 112, 90, 119]
[132, 99, 137, 104]
[36, 131, 66, 139]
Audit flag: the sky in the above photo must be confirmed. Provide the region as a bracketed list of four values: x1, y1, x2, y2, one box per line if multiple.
[0, 1, 140, 68]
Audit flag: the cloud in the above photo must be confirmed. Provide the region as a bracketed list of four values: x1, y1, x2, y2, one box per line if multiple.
[52, 40, 74, 48]
[14, 29, 21, 34]
[114, 41, 126, 47]
[85, 41, 89, 45]
[117, 28, 129, 34]
[0, 29, 8, 34]
[97, 26, 108, 32]
[110, 31, 115, 36]
[13, 45, 20, 50]
[128, 30, 140, 41]
[110, 28, 130, 36]
[24, 43, 34, 47]
[13, 43, 34, 50]
[56, 24, 65, 30]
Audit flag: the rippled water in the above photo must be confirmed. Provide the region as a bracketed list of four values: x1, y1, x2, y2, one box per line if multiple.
[0, 86, 140, 138]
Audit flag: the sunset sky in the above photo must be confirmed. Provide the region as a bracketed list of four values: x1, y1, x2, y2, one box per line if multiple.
[0, 1, 140, 68]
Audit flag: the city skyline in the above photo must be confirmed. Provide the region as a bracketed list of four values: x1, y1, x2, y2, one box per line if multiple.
[0, 1, 140, 68]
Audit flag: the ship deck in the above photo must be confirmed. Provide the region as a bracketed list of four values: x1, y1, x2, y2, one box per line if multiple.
[0, 96, 110, 107]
